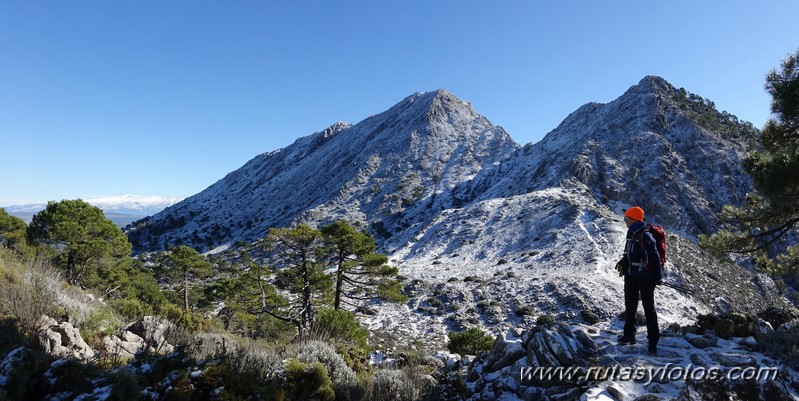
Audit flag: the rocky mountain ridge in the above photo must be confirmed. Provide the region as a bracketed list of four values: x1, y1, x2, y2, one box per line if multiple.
[126, 76, 788, 346]
[127, 89, 518, 253]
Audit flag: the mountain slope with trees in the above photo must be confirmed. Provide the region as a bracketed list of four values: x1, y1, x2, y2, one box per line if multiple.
[121, 75, 795, 345]
[2, 50, 799, 399]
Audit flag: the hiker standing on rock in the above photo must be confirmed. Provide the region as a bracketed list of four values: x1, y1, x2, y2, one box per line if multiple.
[616, 206, 662, 355]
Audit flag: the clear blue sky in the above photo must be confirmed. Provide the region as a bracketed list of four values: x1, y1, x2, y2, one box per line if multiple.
[1, 1, 797, 206]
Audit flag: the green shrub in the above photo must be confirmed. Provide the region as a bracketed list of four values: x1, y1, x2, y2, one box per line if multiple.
[110, 298, 152, 320]
[310, 308, 369, 348]
[758, 325, 799, 369]
[295, 341, 358, 388]
[284, 359, 335, 401]
[295, 340, 364, 400]
[80, 307, 122, 347]
[159, 303, 219, 333]
[447, 327, 494, 356]
[108, 367, 143, 401]
[536, 314, 556, 326]
[758, 307, 799, 329]
[200, 359, 284, 400]
[714, 318, 735, 339]
[0, 347, 49, 401]
[186, 333, 285, 388]
[47, 358, 98, 395]
[0, 256, 59, 339]
[515, 306, 535, 317]
[334, 342, 369, 374]
[368, 368, 434, 401]
[0, 317, 26, 356]
[580, 309, 600, 325]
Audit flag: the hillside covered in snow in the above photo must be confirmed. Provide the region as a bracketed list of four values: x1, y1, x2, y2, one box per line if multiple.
[125, 76, 788, 345]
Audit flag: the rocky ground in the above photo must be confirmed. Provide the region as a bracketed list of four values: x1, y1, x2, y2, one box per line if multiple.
[435, 309, 799, 401]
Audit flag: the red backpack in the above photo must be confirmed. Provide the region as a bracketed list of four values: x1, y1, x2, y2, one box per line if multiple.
[634, 223, 667, 268]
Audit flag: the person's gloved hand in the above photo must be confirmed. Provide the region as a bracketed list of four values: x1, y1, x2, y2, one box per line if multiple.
[615, 259, 629, 277]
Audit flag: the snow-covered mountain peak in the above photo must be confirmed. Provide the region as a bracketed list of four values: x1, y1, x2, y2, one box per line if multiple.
[127, 88, 518, 252]
[457, 74, 759, 238]
[85, 194, 182, 214]
[126, 78, 789, 346]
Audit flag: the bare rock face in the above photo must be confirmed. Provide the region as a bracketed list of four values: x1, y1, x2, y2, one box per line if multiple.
[125, 316, 175, 354]
[36, 315, 176, 361]
[525, 322, 596, 370]
[102, 330, 146, 359]
[466, 323, 598, 400]
[38, 316, 94, 361]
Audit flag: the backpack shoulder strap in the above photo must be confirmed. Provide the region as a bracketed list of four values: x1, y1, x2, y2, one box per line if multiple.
[633, 224, 650, 244]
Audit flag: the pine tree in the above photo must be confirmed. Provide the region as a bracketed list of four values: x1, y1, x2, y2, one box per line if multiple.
[320, 220, 405, 311]
[0, 208, 27, 252]
[259, 224, 333, 342]
[27, 199, 131, 285]
[206, 251, 290, 339]
[160, 245, 213, 311]
[701, 49, 799, 274]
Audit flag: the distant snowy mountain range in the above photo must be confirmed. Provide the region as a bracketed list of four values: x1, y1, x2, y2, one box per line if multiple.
[3, 195, 182, 227]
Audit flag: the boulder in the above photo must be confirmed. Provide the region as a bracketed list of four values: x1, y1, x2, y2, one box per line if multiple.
[686, 332, 718, 349]
[466, 321, 597, 399]
[126, 316, 175, 354]
[103, 330, 146, 358]
[525, 323, 594, 369]
[482, 330, 527, 373]
[38, 316, 94, 361]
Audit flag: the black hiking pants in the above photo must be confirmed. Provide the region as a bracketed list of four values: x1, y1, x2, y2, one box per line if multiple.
[623, 275, 660, 347]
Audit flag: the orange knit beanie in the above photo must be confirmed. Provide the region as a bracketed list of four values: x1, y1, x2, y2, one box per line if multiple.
[624, 206, 645, 222]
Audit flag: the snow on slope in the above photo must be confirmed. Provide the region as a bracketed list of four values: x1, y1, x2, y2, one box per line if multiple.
[457, 76, 755, 238]
[127, 89, 518, 252]
[359, 77, 780, 345]
[126, 77, 789, 348]
[365, 187, 718, 346]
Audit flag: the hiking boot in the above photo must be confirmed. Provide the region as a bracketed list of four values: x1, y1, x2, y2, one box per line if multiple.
[617, 336, 636, 345]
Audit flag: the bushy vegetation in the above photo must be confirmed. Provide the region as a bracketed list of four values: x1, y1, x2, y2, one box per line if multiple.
[0, 206, 425, 400]
[701, 48, 799, 285]
[446, 327, 495, 356]
[0, 252, 60, 340]
[673, 87, 759, 144]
